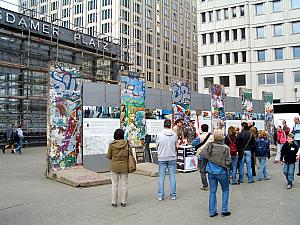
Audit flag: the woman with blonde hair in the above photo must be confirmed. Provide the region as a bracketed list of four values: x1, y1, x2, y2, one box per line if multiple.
[201, 129, 232, 217]
[255, 130, 271, 181]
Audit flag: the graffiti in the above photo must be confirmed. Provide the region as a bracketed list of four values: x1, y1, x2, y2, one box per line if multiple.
[211, 84, 225, 130]
[263, 92, 274, 144]
[48, 63, 82, 171]
[120, 75, 145, 146]
[172, 81, 191, 126]
[240, 88, 253, 120]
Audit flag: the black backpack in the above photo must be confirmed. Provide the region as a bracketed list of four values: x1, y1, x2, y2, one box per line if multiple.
[13, 130, 19, 143]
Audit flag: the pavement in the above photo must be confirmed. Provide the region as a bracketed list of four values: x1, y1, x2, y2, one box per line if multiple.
[0, 147, 299, 225]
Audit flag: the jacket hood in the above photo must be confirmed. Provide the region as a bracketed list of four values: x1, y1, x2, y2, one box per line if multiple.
[110, 139, 128, 150]
[161, 128, 176, 136]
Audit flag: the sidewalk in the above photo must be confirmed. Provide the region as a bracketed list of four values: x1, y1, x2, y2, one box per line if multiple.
[0, 147, 299, 225]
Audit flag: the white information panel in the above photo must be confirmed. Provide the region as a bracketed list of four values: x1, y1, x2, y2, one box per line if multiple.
[83, 118, 120, 155]
[146, 119, 164, 135]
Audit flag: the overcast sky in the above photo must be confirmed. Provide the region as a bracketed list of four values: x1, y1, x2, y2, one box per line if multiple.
[1, 0, 19, 12]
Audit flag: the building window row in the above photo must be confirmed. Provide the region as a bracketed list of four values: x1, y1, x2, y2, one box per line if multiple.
[257, 46, 300, 62]
[255, 21, 300, 38]
[203, 75, 246, 88]
[202, 51, 247, 67]
[201, 5, 245, 23]
[255, 0, 300, 15]
[258, 72, 284, 85]
[202, 28, 246, 44]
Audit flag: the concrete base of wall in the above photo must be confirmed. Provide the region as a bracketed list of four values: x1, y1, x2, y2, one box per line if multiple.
[47, 167, 111, 187]
[135, 163, 159, 177]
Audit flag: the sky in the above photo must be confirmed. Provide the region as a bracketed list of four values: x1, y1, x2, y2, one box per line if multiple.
[1, 0, 19, 12]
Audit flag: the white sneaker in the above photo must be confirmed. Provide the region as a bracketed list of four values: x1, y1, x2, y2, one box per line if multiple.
[171, 196, 176, 200]
[286, 184, 292, 189]
[157, 197, 163, 201]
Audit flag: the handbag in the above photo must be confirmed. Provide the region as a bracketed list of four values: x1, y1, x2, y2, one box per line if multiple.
[128, 148, 136, 173]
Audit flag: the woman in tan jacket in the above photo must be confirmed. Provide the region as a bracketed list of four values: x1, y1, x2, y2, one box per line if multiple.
[107, 129, 130, 207]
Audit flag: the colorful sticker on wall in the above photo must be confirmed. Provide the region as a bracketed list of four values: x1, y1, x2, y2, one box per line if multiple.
[172, 80, 191, 126]
[240, 88, 253, 120]
[211, 84, 225, 130]
[263, 91, 274, 144]
[48, 63, 82, 171]
[120, 75, 145, 146]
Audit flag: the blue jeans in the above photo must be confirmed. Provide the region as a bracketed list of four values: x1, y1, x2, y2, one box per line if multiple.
[256, 157, 270, 180]
[230, 156, 239, 184]
[158, 160, 176, 199]
[239, 150, 254, 183]
[283, 163, 295, 185]
[208, 172, 230, 215]
[15, 137, 24, 154]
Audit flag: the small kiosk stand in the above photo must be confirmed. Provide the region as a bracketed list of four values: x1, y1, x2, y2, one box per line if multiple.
[177, 145, 198, 172]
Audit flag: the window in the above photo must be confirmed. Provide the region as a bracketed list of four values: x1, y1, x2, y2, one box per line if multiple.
[273, 0, 281, 12]
[202, 34, 206, 44]
[293, 46, 300, 58]
[216, 10, 221, 21]
[217, 31, 222, 42]
[255, 3, 264, 15]
[202, 56, 207, 66]
[294, 71, 300, 82]
[209, 32, 214, 44]
[224, 8, 229, 19]
[256, 26, 265, 38]
[103, 0, 111, 6]
[233, 52, 238, 63]
[225, 30, 229, 41]
[236, 75, 246, 86]
[257, 50, 266, 61]
[204, 77, 214, 88]
[240, 5, 245, 16]
[292, 21, 300, 34]
[274, 24, 283, 36]
[165, 76, 169, 85]
[210, 55, 214, 65]
[241, 28, 246, 39]
[208, 11, 213, 22]
[218, 54, 222, 65]
[258, 73, 284, 85]
[291, 0, 300, 9]
[242, 51, 247, 62]
[225, 53, 230, 64]
[88, 0, 97, 10]
[232, 29, 238, 40]
[231, 7, 237, 18]
[220, 76, 229, 87]
[201, 12, 206, 23]
[275, 48, 283, 60]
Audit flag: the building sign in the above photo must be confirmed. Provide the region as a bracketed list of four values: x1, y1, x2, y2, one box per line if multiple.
[0, 7, 119, 56]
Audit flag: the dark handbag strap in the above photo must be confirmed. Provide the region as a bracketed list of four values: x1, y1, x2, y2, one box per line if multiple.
[243, 133, 252, 152]
[195, 133, 211, 151]
[228, 135, 236, 145]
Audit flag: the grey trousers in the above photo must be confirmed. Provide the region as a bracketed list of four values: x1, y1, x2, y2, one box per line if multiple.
[111, 172, 128, 204]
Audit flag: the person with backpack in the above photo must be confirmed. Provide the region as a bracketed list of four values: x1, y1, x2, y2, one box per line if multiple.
[13, 124, 24, 154]
[274, 126, 287, 163]
[225, 126, 239, 185]
[255, 130, 271, 181]
[194, 124, 214, 191]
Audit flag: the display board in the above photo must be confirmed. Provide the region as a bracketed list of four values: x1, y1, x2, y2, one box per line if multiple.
[263, 91, 274, 144]
[172, 80, 191, 125]
[211, 84, 225, 130]
[240, 88, 253, 120]
[120, 76, 146, 146]
[48, 63, 82, 171]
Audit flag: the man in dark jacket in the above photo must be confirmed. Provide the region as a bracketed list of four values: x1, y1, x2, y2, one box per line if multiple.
[236, 122, 256, 183]
[2, 123, 14, 154]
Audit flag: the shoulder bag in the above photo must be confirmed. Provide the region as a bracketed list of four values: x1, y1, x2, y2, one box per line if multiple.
[128, 145, 136, 173]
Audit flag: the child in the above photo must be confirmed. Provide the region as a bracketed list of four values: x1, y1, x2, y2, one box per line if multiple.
[280, 134, 299, 189]
[255, 130, 271, 181]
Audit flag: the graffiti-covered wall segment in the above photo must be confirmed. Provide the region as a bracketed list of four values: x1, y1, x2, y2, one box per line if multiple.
[48, 63, 82, 171]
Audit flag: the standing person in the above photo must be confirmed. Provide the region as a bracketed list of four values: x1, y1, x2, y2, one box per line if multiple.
[291, 117, 300, 175]
[201, 129, 232, 217]
[107, 129, 130, 207]
[282, 120, 290, 136]
[236, 122, 256, 184]
[225, 126, 239, 185]
[274, 126, 287, 163]
[280, 134, 299, 189]
[195, 124, 214, 191]
[156, 119, 178, 201]
[2, 123, 14, 154]
[184, 119, 196, 145]
[255, 130, 271, 181]
[248, 121, 258, 177]
[173, 118, 185, 145]
[14, 124, 24, 154]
